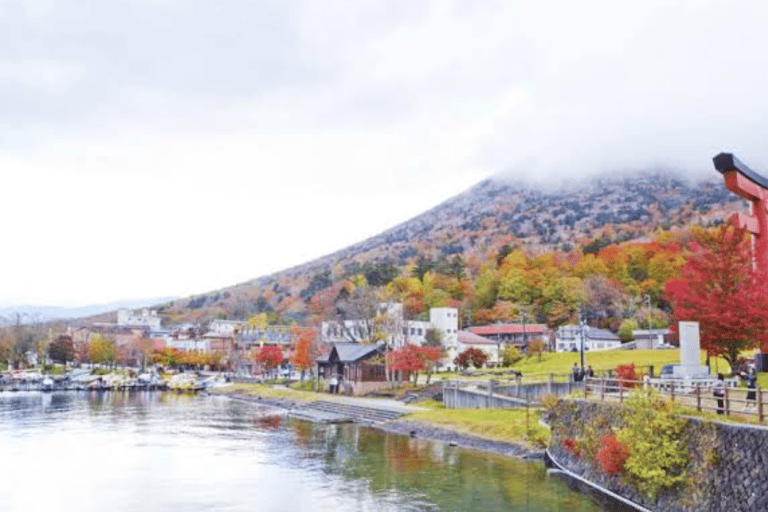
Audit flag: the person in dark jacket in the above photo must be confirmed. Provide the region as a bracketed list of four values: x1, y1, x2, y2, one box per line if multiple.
[740, 368, 758, 411]
[713, 373, 726, 415]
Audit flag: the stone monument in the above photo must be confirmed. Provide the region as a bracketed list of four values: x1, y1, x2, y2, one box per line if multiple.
[674, 321, 708, 377]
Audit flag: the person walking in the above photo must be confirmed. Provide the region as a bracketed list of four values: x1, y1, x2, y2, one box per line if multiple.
[741, 368, 758, 411]
[713, 373, 726, 415]
[572, 363, 579, 382]
[329, 375, 338, 394]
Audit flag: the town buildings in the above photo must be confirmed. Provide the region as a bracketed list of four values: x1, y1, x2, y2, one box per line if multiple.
[470, 323, 550, 348]
[320, 304, 460, 368]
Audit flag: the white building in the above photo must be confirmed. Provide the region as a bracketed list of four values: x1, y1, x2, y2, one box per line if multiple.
[166, 338, 210, 352]
[209, 319, 248, 335]
[456, 331, 500, 367]
[632, 329, 672, 349]
[555, 325, 621, 352]
[117, 308, 162, 330]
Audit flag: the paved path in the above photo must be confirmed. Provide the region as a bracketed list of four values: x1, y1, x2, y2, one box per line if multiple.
[267, 385, 428, 423]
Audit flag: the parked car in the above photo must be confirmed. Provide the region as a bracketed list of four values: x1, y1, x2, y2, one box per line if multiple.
[660, 364, 677, 377]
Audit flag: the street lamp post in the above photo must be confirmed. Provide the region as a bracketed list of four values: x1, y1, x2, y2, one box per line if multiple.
[521, 310, 528, 349]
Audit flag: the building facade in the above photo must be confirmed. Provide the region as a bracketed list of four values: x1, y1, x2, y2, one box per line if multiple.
[320, 304, 459, 368]
[470, 323, 550, 347]
[117, 308, 162, 330]
[555, 325, 621, 352]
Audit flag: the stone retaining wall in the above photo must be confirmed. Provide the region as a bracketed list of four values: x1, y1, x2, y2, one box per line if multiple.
[546, 400, 768, 512]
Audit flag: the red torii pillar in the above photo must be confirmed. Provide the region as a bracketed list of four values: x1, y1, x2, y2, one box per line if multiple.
[713, 153, 768, 273]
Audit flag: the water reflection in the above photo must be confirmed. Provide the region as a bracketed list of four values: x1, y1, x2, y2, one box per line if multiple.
[294, 420, 601, 512]
[0, 392, 605, 512]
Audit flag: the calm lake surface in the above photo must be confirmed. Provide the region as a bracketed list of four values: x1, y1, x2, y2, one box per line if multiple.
[0, 392, 607, 512]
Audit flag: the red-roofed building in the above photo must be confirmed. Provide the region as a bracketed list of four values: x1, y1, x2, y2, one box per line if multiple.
[470, 323, 550, 347]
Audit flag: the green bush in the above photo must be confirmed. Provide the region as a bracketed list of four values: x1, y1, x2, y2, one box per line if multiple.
[501, 346, 523, 367]
[44, 365, 68, 375]
[290, 379, 318, 391]
[618, 391, 688, 498]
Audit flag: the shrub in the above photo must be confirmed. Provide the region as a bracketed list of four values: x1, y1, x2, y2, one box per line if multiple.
[526, 428, 550, 448]
[615, 363, 639, 388]
[618, 391, 688, 498]
[596, 434, 630, 474]
[539, 394, 559, 412]
[561, 437, 581, 457]
[500, 346, 523, 367]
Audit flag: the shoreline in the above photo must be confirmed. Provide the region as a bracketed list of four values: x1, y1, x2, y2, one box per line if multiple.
[219, 391, 544, 460]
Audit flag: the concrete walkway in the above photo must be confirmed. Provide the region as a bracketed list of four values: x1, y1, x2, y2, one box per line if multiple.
[272, 385, 428, 415]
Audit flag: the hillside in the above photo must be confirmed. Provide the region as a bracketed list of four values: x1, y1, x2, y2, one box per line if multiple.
[158, 171, 746, 326]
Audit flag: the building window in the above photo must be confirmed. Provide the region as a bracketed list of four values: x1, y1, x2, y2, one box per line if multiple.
[417, 328, 423, 335]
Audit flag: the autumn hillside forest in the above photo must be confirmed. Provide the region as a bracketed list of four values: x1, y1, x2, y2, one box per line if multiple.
[157, 171, 747, 335]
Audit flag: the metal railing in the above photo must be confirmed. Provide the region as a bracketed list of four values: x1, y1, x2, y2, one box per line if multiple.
[442, 376, 585, 408]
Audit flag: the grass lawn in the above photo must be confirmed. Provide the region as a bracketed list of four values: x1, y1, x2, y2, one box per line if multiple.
[436, 349, 735, 383]
[404, 401, 550, 448]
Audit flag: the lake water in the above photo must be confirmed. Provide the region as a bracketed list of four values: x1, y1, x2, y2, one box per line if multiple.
[0, 392, 607, 512]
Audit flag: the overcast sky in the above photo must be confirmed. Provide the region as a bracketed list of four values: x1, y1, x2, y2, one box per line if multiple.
[3, 0, 768, 307]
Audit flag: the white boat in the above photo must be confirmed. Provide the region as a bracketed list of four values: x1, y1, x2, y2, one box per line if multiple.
[41, 377, 54, 392]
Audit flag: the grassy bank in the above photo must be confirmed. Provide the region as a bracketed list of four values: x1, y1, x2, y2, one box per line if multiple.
[404, 401, 550, 448]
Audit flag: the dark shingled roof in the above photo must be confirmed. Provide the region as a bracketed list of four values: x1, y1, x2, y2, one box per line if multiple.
[317, 342, 384, 363]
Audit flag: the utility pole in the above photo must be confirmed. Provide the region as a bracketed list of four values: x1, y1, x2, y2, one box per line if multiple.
[579, 312, 587, 373]
[521, 309, 528, 348]
[645, 295, 652, 331]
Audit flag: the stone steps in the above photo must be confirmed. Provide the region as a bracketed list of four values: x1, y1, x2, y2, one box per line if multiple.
[300, 400, 404, 424]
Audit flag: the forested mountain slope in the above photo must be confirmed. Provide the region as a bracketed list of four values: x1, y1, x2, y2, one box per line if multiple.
[158, 171, 746, 327]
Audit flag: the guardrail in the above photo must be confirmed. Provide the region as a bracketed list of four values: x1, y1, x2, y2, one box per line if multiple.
[442, 376, 585, 409]
[583, 376, 765, 423]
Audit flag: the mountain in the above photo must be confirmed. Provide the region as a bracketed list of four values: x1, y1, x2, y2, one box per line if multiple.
[156, 171, 747, 324]
[0, 297, 177, 325]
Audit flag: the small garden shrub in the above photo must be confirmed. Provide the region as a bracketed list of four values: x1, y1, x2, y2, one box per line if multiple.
[615, 363, 639, 388]
[539, 394, 560, 413]
[561, 437, 581, 457]
[596, 434, 630, 475]
[526, 427, 550, 448]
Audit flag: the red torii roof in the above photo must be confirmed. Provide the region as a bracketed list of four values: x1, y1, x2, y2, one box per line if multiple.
[471, 323, 548, 336]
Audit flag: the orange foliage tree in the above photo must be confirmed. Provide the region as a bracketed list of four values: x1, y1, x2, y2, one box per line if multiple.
[291, 327, 318, 381]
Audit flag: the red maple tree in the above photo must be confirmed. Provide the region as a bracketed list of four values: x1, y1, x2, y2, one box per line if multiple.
[453, 347, 488, 369]
[255, 345, 284, 371]
[665, 226, 768, 370]
[388, 344, 442, 383]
